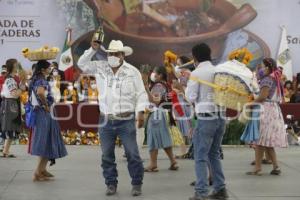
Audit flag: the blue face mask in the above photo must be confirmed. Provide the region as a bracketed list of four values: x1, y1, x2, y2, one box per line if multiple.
[257, 68, 265, 80]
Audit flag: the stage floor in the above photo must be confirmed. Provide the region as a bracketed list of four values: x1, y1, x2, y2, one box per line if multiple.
[1, 146, 300, 200]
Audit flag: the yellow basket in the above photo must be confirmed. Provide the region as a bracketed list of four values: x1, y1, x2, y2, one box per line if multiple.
[22, 46, 60, 61]
[27, 51, 59, 61]
[214, 73, 252, 111]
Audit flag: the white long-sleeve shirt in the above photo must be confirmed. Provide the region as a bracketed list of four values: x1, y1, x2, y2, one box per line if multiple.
[77, 47, 149, 115]
[185, 61, 222, 114]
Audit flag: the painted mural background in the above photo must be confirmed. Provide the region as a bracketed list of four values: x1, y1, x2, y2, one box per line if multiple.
[0, 0, 299, 74]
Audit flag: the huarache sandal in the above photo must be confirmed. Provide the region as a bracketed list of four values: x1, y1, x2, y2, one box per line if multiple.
[176, 153, 192, 159]
[246, 170, 262, 176]
[49, 159, 56, 166]
[33, 173, 50, 182]
[42, 171, 55, 178]
[144, 167, 159, 172]
[175, 154, 185, 159]
[169, 162, 179, 171]
[270, 167, 281, 175]
[262, 159, 272, 165]
[1, 153, 16, 158]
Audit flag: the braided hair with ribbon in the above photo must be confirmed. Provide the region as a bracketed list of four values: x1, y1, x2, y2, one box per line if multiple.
[263, 58, 284, 102]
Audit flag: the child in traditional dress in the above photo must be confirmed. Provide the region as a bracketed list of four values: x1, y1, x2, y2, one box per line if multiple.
[144, 66, 179, 172]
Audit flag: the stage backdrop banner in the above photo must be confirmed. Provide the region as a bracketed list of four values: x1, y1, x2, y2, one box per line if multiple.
[0, 0, 300, 75]
[0, 0, 67, 69]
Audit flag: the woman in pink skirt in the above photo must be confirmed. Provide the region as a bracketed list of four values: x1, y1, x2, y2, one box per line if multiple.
[247, 58, 288, 176]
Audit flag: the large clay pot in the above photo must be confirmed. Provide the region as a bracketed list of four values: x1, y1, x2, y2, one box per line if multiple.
[74, 0, 258, 67]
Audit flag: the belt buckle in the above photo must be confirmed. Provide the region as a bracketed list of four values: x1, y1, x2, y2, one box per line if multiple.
[107, 114, 116, 121]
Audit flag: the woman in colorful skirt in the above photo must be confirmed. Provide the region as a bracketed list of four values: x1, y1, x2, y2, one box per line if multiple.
[0, 59, 23, 158]
[144, 66, 179, 172]
[241, 65, 272, 166]
[28, 60, 67, 181]
[245, 58, 288, 176]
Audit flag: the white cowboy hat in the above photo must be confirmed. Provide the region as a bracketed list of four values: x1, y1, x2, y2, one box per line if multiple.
[105, 40, 133, 56]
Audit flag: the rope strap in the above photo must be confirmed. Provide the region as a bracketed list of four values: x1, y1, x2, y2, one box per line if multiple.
[189, 76, 253, 99]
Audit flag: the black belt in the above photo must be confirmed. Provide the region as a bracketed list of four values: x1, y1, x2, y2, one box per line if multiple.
[196, 112, 223, 118]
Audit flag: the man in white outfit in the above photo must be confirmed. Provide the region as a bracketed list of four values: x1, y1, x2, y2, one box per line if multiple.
[77, 39, 148, 197]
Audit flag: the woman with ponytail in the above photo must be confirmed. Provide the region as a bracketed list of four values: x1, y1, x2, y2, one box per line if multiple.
[28, 60, 67, 181]
[246, 58, 288, 176]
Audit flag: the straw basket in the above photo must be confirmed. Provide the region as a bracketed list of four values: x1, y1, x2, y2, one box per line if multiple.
[27, 50, 59, 61]
[214, 60, 254, 111]
[22, 46, 60, 61]
[214, 73, 252, 111]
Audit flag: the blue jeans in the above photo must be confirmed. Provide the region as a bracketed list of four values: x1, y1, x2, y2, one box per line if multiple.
[193, 117, 226, 197]
[99, 118, 144, 186]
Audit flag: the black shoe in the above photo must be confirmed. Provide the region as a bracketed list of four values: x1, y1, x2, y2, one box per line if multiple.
[190, 181, 196, 186]
[220, 148, 224, 160]
[209, 179, 213, 186]
[190, 180, 212, 187]
[208, 188, 229, 199]
[189, 194, 207, 200]
[106, 185, 117, 196]
[131, 185, 142, 196]
[189, 195, 207, 200]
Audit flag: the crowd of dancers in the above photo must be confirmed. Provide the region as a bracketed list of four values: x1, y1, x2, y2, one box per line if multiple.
[0, 37, 291, 200]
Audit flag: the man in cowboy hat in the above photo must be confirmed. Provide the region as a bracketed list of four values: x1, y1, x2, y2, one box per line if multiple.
[78, 39, 148, 197]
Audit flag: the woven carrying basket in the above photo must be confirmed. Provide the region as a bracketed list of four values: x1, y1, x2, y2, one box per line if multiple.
[214, 73, 251, 111]
[27, 51, 58, 61]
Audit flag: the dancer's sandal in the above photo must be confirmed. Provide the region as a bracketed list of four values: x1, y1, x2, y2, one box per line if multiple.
[144, 166, 159, 172]
[33, 173, 51, 182]
[169, 162, 179, 171]
[175, 154, 185, 159]
[246, 170, 262, 176]
[42, 171, 55, 178]
[262, 159, 272, 165]
[270, 167, 281, 175]
[1, 153, 16, 158]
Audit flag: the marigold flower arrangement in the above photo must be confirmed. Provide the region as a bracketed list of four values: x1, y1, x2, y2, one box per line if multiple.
[212, 48, 255, 111]
[228, 48, 254, 66]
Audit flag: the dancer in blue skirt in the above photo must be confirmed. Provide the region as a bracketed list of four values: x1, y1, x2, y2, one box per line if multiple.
[28, 60, 67, 181]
